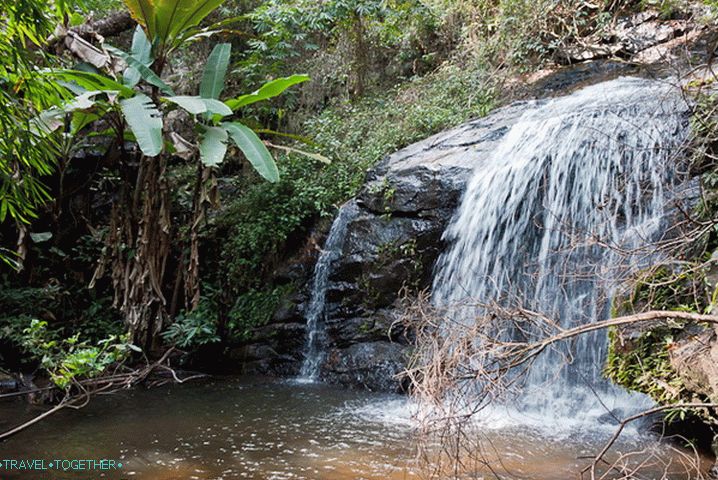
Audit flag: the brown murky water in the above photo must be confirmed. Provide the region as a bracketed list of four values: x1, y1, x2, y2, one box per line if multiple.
[0, 377, 709, 479]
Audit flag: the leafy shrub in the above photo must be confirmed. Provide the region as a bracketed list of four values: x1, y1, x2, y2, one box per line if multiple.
[228, 285, 294, 341]
[21, 319, 133, 389]
[423, 0, 651, 68]
[0, 274, 123, 356]
[161, 300, 220, 349]
[236, 0, 448, 117]
[605, 325, 687, 406]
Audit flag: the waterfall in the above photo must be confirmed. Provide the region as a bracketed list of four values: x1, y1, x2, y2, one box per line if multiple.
[298, 202, 356, 381]
[432, 77, 690, 424]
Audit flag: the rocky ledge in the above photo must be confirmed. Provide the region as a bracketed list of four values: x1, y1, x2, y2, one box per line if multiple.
[230, 100, 537, 390]
[318, 101, 537, 391]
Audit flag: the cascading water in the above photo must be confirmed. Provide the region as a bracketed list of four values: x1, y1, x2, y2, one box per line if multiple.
[432, 77, 691, 425]
[298, 202, 356, 381]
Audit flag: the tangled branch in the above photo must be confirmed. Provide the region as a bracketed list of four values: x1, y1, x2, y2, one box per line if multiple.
[0, 348, 206, 442]
[400, 293, 718, 479]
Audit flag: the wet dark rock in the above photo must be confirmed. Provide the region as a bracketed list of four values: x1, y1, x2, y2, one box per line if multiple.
[314, 102, 536, 390]
[323, 341, 408, 392]
[227, 290, 308, 376]
[0, 373, 17, 394]
[527, 60, 637, 97]
[557, 9, 698, 64]
[228, 322, 305, 376]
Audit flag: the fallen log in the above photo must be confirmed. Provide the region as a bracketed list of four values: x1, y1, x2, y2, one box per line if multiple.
[47, 11, 135, 50]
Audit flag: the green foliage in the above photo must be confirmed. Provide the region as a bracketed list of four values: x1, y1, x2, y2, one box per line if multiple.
[238, 0, 444, 112]
[119, 93, 164, 156]
[161, 300, 220, 349]
[0, 0, 73, 267]
[308, 62, 495, 164]
[123, 0, 225, 53]
[21, 319, 133, 389]
[215, 166, 325, 288]
[47, 41, 293, 175]
[617, 265, 711, 315]
[424, 0, 633, 68]
[0, 277, 123, 361]
[605, 325, 687, 407]
[225, 75, 311, 110]
[200, 42, 232, 100]
[77, 0, 124, 14]
[228, 285, 294, 341]
[223, 122, 280, 181]
[200, 126, 230, 167]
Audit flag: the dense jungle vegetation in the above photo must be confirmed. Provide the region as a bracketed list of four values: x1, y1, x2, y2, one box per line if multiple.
[2, 0, 718, 421]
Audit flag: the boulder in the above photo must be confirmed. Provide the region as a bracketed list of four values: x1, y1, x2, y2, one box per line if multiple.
[557, 9, 700, 65]
[323, 341, 409, 392]
[0, 373, 17, 394]
[670, 325, 718, 404]
[313, 101, 538, 390]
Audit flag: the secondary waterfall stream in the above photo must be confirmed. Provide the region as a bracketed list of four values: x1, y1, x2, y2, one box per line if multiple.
[432, 76, 691, 424]
[298, 202, 356, 380]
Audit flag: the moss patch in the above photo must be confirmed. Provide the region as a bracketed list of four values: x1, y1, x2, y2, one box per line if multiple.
[605, 325, 687, 406]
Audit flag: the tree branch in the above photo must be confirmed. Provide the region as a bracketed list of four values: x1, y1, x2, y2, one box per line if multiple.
[47, 11, 136, 50]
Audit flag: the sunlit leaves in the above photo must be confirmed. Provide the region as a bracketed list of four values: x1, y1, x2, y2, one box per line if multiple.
[223, 122, 279, 182]
[164, 96, 232, 117]
[47, 70, 135, 97]
[120, 94, 163, 157]
[200, 43, 231, 100]
[30, 91, 105, 135]
[105, 45, 174, 95]
[224, 75, 310, 110]
[199, 126, 229, 167]
[123, 25, 153, 87]
[123, 0, 225, 51]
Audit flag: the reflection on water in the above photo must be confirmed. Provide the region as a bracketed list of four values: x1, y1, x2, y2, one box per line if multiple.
[0, 377, 708, 479]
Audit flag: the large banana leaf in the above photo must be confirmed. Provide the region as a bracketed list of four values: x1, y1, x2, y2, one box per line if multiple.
[164, 96, 232, 117]
[222, 122, 278, 182]
[120, 94, 163, 157]
[123, 0, 225, 49]
[200, 43, 231, 100]
[199, 126, 228, 167]
[105, 45, 174, 95]
[124, 25, 153, 87]
[47, 70, 135, 97]
[31, 91, 104, 135]
[224, 75, 309, 111]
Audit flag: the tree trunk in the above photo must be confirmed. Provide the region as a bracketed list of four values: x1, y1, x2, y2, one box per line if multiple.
[350, 12, 367, 97]
[107, 152, 171, 351]
[185, 163, 218, 312]
[47, 11, 135, 50]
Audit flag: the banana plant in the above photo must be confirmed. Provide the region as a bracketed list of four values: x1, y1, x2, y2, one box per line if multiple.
[124, 0, 226, 56]
[33, 0, 314, 348]
[41, 27, 309, 182]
